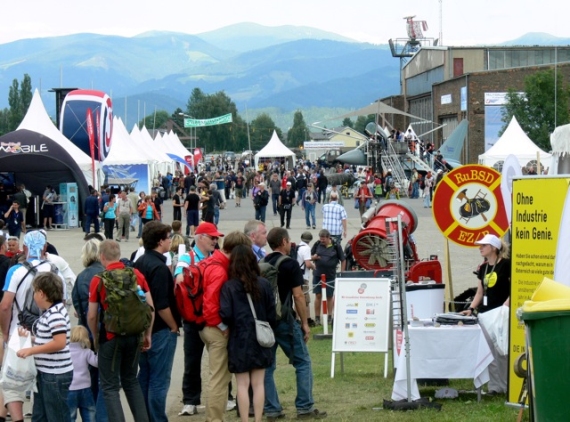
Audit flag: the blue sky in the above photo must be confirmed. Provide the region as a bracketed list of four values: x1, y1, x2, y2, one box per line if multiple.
[1, 0, 568, 46]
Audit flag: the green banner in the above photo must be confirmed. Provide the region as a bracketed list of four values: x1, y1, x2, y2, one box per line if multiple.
[184, 113, 233, 128]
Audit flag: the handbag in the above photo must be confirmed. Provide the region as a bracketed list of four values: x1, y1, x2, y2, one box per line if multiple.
[247, 293, 275, 348]
[354, 198, 359, 209]
[0, 329, 37, 392]
[365, 198, 372, 209]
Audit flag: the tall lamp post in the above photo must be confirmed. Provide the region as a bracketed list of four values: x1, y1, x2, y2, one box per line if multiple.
[178, 112, 196, 151]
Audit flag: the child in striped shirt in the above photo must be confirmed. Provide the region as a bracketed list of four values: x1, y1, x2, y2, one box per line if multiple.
[17, 271, 73, 422]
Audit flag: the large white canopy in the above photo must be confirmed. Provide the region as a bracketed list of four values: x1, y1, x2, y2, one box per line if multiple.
[254, 130, 295, 169]
[18, 90, 100, 188]
[478, 116, 552, 168]
[104, 117, 154, 165]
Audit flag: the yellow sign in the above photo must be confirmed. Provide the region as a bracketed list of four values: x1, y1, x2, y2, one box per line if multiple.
[509, 177, 570, 404]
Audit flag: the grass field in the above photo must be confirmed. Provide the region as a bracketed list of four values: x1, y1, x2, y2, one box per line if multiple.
[218, 325, 529, 422]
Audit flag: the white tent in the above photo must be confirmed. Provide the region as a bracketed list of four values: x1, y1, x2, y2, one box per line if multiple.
[18, 90, 100, 188]
[102, 118, 155, 192]
[159, 131, 193, 171]
[105, 118, 153, 165]
[478, 116, 552, 169]
[254, 130, 296, 169]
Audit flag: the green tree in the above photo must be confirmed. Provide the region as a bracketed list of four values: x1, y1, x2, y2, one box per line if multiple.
[5, 74, 33, 132]
[250, 113, 283, 151]
[342, 117, 354, 128]
[287, 110, 309, 147]
[8, 79, 21, 131]
[186, 88, 247, 152]
[0, 108, 9, 136]
[19, 74, 32, 117]
[140, 110, 171, 130]
[354, 114, 375, 134]
[501, 69, 570, 150]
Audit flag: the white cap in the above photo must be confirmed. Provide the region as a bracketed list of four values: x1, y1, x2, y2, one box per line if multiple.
[474, 234, 501, 250]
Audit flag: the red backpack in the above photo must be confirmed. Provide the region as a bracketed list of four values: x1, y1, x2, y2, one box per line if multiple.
[174, 252, 212, 327]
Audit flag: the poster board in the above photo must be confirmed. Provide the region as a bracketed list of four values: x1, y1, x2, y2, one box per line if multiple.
[332, 278, 391, 353]
[509, 176, 570, 404]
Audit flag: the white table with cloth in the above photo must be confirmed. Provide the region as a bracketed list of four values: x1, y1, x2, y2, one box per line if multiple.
[391, 324, 494, 400]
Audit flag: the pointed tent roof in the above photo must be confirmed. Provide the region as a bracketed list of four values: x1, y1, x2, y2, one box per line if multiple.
[0, 89, 96, 205]
[19, 90, 94, 171]
[103, 117, 154, 165]
[478, 116, 551, 168]
[254, 131, 295, 168]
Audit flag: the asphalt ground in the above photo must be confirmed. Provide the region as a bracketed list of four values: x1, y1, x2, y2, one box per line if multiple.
[41, 191, 481, 420]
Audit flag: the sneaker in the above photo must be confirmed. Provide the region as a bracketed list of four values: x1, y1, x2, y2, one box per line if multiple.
[178, 404, 197, 415]
[314, 316, 321, 326]
[306, 226, 311, 229]
[226, 399, 236, 411]
[308, 318, 316, 327]
[312, 226, 316, 229]
[297, 409, 327, 419]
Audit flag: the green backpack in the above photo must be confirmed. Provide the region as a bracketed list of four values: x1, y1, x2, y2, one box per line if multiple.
[98, 267, 153, 336]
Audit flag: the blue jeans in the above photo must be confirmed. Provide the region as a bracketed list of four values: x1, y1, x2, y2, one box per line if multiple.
[214, 206, 220, 225]
[272, 193, 279, 215]
[423, 191, 431, 207]
[33, 370, 73, 422]
[412, 182, 419, 198]
[68, 387, 96, 422]
[255, 205, 267, 223]
[99, 335, 148, 422]
[304, 203, 316, 227]
[296, 188, 306, 205]
[138, 329, 178, 422]
[264, 320, 314, 416]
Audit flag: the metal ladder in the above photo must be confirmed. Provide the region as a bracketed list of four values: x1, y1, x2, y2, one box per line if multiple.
[405, 152, 433, 173]
[381, 143, 410, 197]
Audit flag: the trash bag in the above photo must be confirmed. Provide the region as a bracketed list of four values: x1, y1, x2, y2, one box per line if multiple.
[478, 305, 509, 356]
[0, 330, 37, 392]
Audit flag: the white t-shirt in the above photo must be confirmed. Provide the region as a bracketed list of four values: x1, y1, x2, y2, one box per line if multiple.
[133, 247, 172, 265]
[6, 259, 66, 334]
[297, 241, 312, 280]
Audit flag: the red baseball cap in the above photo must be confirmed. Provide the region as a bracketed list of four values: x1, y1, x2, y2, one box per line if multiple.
[195, 222, 224, 237]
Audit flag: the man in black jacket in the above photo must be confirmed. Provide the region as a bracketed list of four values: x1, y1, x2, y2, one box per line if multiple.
[134, 221, 180, 422]
[84, 189, 101, 239]
[316, 170, 328, 204]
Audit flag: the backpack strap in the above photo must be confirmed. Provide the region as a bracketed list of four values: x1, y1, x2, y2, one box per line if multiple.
[14, 261, 45, 314]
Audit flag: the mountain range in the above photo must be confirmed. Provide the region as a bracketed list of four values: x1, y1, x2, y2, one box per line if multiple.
[0, 24, 568, 132]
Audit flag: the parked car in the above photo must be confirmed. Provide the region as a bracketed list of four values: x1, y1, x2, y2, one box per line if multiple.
[224, 151, 236, 161]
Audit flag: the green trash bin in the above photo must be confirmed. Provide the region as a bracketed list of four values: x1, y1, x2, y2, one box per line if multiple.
[522, 305, 570, 421]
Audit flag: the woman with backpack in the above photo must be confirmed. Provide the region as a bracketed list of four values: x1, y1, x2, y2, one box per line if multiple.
[219, 245, 276, 422]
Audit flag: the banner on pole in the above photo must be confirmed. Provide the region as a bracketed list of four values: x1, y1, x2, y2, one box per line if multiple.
[184, 113, 233, 128]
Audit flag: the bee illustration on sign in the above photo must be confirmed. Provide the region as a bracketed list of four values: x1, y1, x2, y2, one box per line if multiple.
[456, 188, 491, 223]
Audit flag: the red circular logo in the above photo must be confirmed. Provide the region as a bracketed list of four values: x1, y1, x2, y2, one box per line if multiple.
[432, 165, 509, 247]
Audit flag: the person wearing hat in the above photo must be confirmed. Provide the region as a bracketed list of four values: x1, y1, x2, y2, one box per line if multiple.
[0, 230, 66, 422]
[174, 222, 226, 417]
[297, 232, 316, 327]
[278, 182, 296, 230]
[462, 234, 510, 395]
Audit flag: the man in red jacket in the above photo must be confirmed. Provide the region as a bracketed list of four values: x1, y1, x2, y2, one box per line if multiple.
[199, 231, 252, 422]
